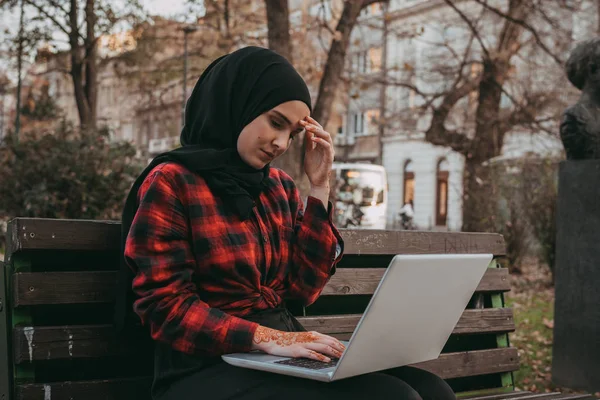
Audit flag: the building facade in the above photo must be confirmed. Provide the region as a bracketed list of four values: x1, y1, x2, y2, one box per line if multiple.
[334, 0, 594, 230]
[10, 0, 596, 232]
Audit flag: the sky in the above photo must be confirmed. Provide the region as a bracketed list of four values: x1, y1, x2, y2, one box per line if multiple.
[1, 0, 190, 34]
[0, 0, 193, 82]
[141, 0, 189, 18]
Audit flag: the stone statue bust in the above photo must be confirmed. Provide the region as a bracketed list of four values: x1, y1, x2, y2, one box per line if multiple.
[560, 38, 600, 160]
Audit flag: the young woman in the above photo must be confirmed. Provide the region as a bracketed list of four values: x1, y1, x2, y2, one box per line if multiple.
[116, 46, 456, 400]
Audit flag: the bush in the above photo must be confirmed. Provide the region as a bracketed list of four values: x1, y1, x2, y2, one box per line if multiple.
[494, 193, 531, 273]
[489, 156, 558, 276]
[0, 122, 145, 252]
[520, 159, 558, 275]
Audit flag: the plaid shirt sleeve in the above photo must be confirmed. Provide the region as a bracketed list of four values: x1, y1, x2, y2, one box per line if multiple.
[283, 178, 345, 306]
[124, 167, 259, 356]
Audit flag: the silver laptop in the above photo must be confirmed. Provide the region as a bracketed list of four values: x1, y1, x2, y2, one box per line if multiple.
[222, 253, 493, 382]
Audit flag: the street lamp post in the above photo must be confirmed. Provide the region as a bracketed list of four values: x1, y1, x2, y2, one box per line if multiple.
[182, 25, 199, 128]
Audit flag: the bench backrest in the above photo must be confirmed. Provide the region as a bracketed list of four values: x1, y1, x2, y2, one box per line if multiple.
[1, 218, 517, 400]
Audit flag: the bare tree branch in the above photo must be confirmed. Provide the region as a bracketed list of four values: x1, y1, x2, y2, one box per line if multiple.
[425, 78, 479, 154]
[500, 90, 558, 135]
[472, 0, 564, 65]
[24, 0, 70, 36]
[46, 0, 70, 19]
[443, 0, 491, 60]
[361, 0, 385, 7]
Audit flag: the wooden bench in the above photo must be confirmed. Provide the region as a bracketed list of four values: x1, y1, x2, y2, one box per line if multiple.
[0, 217, 596, 400]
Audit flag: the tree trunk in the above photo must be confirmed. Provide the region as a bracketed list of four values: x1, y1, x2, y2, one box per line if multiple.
[69, 0, 92, 130]
[267, 0, 385, 196]
[224, 0, 231, 38]
[84, 0, 97, 131]
[597, 0, 600, 35]
[460, 1, 529, 232]
[311, 1, 364, 125]
[461, 60, 507, 232]
[461, 159, 497, 232]
[263, 0, 299, 185]
[377, 1, 389, 165]
[14, 0, 25, 141]
[264, 0, 292, 63]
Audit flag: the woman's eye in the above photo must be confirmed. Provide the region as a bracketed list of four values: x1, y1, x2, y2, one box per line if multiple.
[270, 119, 284, 129]
[290, 129, 303, 141]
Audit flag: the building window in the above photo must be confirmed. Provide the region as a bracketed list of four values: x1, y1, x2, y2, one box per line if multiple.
[350, 109, 379, 137]
[338, 113, 347, 136]
[368, 47, 382, 72]
[436, 158, 450, 226]
[409, 88, 416, 110]
[352, 47, 382, 74]
[290, 10, 302, 26]
[309, 0, 332, 21]
[365, 109, 380, 135]
[352, 51, 367, 73]
[122, 123, 134, 142]
[142, 120, 150, 145]
[360, 3, 382, 17]
[403, 159, 415, 205]
[351, 112, 364, 136]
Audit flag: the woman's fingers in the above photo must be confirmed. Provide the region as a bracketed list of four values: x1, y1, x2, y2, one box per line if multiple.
[304, 349, 331, 363]
[311, 331, 346, 352]
[304, 125, 334, 159]
[300, 119, 331, 142]
[303, 123, 332, 143]
[311, 137, 333, 152]
[305, 342, 343, 360]
[305, 116, 322, 129]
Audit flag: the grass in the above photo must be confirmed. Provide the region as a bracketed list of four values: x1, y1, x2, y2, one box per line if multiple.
[505, 283, 555, 392]
[505, 260, 600, 397]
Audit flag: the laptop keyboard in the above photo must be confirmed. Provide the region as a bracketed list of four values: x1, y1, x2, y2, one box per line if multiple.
[274, 358, 339, 370]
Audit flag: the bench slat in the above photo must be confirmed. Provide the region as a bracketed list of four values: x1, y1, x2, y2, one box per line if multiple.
[12, 268, 510, 306]
[299, 308, 514, 335]
[413, 347, 519, 379]
[14, 348, 518, 399]
[460, 393, 595, 400]
[322, 268, 386, 295]
[13, 324, 138, 362]
[13, 271, 116, 306]
[466, 394, 595, 400]
[13, 309, 514, 363]
[339, 230, 506, 255]
[16, 377, 152, 400]
[7, 218, 122, 254]
[462, 392, 535, 400]
[6, 218, 506, 256]
[323, 267, 509, 296]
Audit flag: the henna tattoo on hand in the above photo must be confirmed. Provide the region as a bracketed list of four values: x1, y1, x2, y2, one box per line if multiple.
[253, 326, 318, 346]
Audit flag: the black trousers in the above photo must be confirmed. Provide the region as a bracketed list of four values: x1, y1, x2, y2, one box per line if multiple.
[156, 361, 456, 400]
[152, 308, 455, 399]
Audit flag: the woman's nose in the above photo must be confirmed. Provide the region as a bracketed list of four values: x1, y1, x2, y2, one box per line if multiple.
[272, 134, 289, 152]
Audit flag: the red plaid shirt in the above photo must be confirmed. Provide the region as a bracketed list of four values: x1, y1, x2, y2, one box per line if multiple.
[124, 162, 343, 357]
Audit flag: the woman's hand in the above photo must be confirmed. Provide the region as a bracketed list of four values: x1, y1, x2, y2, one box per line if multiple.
[301, 116, 334, 190]
[251, 326, 346, 363]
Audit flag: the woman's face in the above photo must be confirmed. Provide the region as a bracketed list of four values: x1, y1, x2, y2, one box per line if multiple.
[237, 100, 310, 169]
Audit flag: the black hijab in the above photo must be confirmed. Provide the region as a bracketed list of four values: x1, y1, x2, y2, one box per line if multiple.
[114, 46, 312, 331]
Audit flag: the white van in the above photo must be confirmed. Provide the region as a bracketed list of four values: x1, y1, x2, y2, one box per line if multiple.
[331, 163, 388, 229]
